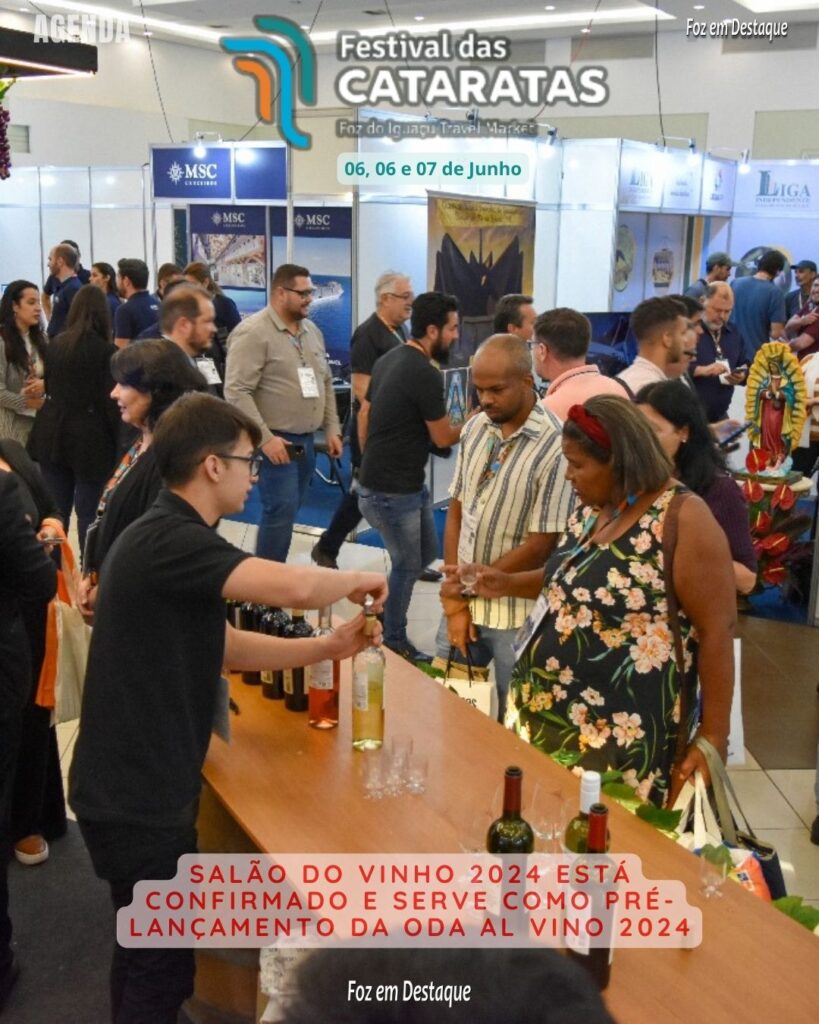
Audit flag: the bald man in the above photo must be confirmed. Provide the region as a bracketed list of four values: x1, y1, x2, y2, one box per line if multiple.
[691, 282, 750, 423]
[438, 334, 574, 717]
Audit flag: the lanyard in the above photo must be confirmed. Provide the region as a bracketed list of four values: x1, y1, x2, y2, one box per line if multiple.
[471, 432, 521, 508]
[550, 494, 636, 586]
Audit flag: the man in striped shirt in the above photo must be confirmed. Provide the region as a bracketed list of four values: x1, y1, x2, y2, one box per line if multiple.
[439, 335, 574, 715]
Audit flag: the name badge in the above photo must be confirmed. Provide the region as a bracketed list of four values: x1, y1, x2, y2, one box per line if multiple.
[512, 592, 549, 660]
[298, 366, 320, 398]
[197, 357, 222, 385]
[458, 507, 479, 564]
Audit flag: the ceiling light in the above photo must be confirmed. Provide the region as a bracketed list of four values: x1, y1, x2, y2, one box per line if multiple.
[414, 15, 425, 21]
[693, 4, 704, 9]
[143, 31, 153, 37]
[544, 4, 556, 9]
[581, 27, 591, 33]
[234, 147, 256, 165]
[734, 0, 817, 12]
[193, 143, 206, 159]
[738, 150, 751, 174]
[0, 27, 97, 78]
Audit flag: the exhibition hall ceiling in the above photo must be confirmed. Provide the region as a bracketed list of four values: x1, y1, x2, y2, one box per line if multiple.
[1, 0, 818, 47]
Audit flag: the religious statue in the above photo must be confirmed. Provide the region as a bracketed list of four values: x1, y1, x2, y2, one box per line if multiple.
[746, 341, 807, 475]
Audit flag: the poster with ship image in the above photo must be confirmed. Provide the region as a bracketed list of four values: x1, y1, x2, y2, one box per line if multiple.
[270, 207, 353, 380]
[189, 205, 268, 318]
[427, 192, 535, 367]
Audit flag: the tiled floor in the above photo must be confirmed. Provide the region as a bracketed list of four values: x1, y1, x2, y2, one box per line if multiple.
[59, 520, 819, 908]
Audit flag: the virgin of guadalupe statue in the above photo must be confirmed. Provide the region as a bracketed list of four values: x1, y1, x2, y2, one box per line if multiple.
[746, 341, 807, 472]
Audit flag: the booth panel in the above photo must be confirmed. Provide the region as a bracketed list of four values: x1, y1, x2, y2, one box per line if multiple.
[90, 168, 145, 208]
[561, 140, 619, 208]
[39, 168, 90, 207]
[533, 209, 560, 312]
[0, 166, 39, 206]
[612, 212, 649, 313]
[645, 214, 686, 297]
[154, 206, 176, 271]
[356, 201, 427, 314]
[40, 209, 91, 270]
[0, 209, 43, 287]
[90, 208, 146, 268]
[556, 209, 615, 310]
[534, 145, 563, 206]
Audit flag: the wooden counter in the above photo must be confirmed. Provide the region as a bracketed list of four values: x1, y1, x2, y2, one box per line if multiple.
[202, 650, 817, 1024]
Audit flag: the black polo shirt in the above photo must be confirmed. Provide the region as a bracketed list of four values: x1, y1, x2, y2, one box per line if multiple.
[114, 291, 160, 342]
[47, 276, 82, 338]
[69, 490, 250, 827]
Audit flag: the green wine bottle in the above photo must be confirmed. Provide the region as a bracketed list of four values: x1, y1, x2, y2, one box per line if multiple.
[486, 766, 534, 853]
[563, 770, 605, 853]
[566, 802, 613, 990]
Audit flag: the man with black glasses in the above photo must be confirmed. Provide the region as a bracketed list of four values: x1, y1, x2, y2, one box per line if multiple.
[224, 264, 342, 562]
[70, 393, 385, 1024]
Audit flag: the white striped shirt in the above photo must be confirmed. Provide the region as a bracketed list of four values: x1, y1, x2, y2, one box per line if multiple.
[451, 402, 574, 630]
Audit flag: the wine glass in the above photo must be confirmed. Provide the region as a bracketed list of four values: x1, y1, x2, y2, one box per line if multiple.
[458, 561, 479, 596]
[699, 846, 729, 898]
[528, 784, 571, 852]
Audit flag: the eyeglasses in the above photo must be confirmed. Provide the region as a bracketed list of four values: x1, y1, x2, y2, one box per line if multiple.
[386, 292, 413, 301]
[214, 452, 264, 477]
[283, 287, 316, 299]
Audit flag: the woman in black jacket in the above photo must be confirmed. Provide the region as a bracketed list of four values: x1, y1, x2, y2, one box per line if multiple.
[0, 469, 57, 994]
[28, 284, 119, 555]
[79, 339, 206, 617]
[0, 439, 65, 867]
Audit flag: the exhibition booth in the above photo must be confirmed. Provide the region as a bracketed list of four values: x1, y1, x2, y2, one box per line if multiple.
[2, 130, 819, 622]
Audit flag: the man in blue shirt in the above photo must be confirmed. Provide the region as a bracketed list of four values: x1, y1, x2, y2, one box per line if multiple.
[41, 239, 90, 319]
[45, 244, 83, 338]
[730, 249, 786, 357]
[114, 258, 159, 348]
[785, 259, 817, 320]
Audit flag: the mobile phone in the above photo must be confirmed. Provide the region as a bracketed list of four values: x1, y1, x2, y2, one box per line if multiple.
[41, 536, 65, 544]
[285, 442, 306, 461]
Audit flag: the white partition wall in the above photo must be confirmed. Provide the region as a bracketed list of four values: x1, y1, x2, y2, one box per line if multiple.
[0, 165, 152, 294]
[557, 139, 620, 310]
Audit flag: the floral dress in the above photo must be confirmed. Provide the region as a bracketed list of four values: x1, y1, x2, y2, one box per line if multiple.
[507, 486, 697, 807]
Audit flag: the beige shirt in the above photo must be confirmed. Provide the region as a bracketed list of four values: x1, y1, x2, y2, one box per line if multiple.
[224, 306, 340, 444]
[616, 355, 668, 396]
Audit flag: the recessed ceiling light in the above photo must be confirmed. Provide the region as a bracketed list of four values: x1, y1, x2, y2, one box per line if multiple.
[143, 31, 153, 37]
[414, 15, 425, 21]
[581, 27, 590, 33]
[300, 24, 309, 29]
[693, 4, 705, 9]
[545, 5, 556, 9]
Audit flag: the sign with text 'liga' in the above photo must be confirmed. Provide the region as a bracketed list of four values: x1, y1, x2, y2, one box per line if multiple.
[734, 162, 819, 217]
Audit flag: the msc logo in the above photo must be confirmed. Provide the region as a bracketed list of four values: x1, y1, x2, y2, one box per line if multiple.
[295, 213, 331, 229]
[221, 17, 316, 151]
[168, 161, 219, 185]
[213, 212, 247, 227]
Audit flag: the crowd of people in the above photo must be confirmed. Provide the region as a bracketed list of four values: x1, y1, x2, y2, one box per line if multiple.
[1, 240, 817, 1022]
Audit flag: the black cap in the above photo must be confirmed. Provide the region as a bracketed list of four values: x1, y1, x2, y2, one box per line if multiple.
[794, 260, 817, 273]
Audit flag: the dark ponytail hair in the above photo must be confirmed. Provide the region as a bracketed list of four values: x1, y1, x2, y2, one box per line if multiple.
[635, 380, 725, 495]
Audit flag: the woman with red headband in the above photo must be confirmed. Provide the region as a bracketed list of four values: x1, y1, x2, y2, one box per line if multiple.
[469, 395, 736, 808]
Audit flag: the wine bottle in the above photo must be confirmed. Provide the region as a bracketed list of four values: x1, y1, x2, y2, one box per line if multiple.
[563, 770, 604, 853]
[566, 802, 613, 990]
[260, 607, 289, 700]
[352, 604, 385, 750]
[283, 609, 311, 712]
[308, 606, 339, 729]
[240, 602, 261, 686]
[486, 766, 534, 853]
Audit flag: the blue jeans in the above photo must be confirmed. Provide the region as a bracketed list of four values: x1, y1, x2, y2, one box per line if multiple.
[356, 485, 438, 649]
[435, 614, 519, 720]
[255, 432, 315, 562]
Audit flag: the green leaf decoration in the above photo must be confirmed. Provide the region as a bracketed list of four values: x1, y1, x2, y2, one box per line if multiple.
[600, 770, 624, 785]
[699, 843, 733, 868]
[550, 749, 584, 769]
[636, 804, 682, 831]
[772, 896, 819, 933]
[602, 782, 642, 804]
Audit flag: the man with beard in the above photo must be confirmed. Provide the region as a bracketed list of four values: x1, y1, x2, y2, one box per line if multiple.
[225, 264, 342, 563]
[616, 297, 690, 394]
[356, 292, 463, 662]
[437, 335, 573, 716]
[691, 283, 749, 422]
